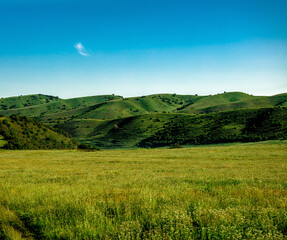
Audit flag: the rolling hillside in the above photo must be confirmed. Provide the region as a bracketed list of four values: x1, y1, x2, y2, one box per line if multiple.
[1, 92, 287, 149]
[0, 94, 60, 110]
[0, 93, 199, 123]
[0, 94, 123, 123]
[57, 114, 176, 148]
[0, 115, 78, 149]
[139, 107, 287, 147]
[1, 92, 287, 126]
[57, 107, 287, 148]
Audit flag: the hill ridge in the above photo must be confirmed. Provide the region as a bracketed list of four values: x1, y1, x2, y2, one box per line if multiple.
[1, 92, 287, 125]
[1, 92, 287, 149]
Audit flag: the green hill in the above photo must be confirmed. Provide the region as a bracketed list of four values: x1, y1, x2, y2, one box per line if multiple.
[74, 94, 194, 120]
[57, 114, 176, 148]
[0, 95, 123, 124]
[0, 93, 200, 124]
[139, 107, 287, 148]
[1, 92, 287, 149]
[0, 115, 78, 149]
[0, 92, 287, 125]
[177, 92, 275, 113]
[182, 92, 254, 109]
[1, 92, 287, 125]
[57, 107, 287, 148]
[0, 94, 60, 110]
[270, 93, 287, 106]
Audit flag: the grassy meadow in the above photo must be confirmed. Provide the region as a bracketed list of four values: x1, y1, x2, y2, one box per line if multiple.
[0, 141, 287, 239]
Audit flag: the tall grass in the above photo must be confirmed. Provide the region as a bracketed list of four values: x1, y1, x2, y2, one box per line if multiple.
[0, 141, 286, 239]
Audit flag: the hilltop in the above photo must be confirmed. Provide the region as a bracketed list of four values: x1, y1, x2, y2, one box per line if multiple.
[0, 94, 60, 110]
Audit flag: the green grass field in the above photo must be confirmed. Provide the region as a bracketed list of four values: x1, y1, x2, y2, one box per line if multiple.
[0, 141, 287, 239]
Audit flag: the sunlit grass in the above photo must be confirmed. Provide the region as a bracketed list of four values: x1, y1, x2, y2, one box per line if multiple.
[0, 141, 287, 239]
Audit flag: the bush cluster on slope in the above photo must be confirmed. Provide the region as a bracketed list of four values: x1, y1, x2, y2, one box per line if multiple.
[0, 115, 78, 149]
[138, 107, 287, 147]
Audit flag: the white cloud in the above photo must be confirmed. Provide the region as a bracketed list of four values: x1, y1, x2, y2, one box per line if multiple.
[74, 42, 90, 56]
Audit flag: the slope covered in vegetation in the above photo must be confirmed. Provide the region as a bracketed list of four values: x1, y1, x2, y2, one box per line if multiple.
[0, 135, 6, 148]
[1, 92, 287, 149]
[57, 114, 175, 148]
[0, 94, 60, 110]
[1, 92, 287, 125]
[139, 107, 287, 147]
[57, 107, 287, 148]
[0, 95, 122, 123]
[0, 115, 78, 149]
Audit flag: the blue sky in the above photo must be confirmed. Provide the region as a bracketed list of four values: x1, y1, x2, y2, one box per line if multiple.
[0, 0, 286, 98]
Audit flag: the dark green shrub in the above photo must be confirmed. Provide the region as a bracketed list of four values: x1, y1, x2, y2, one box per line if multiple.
[78, 143, 100, 151]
